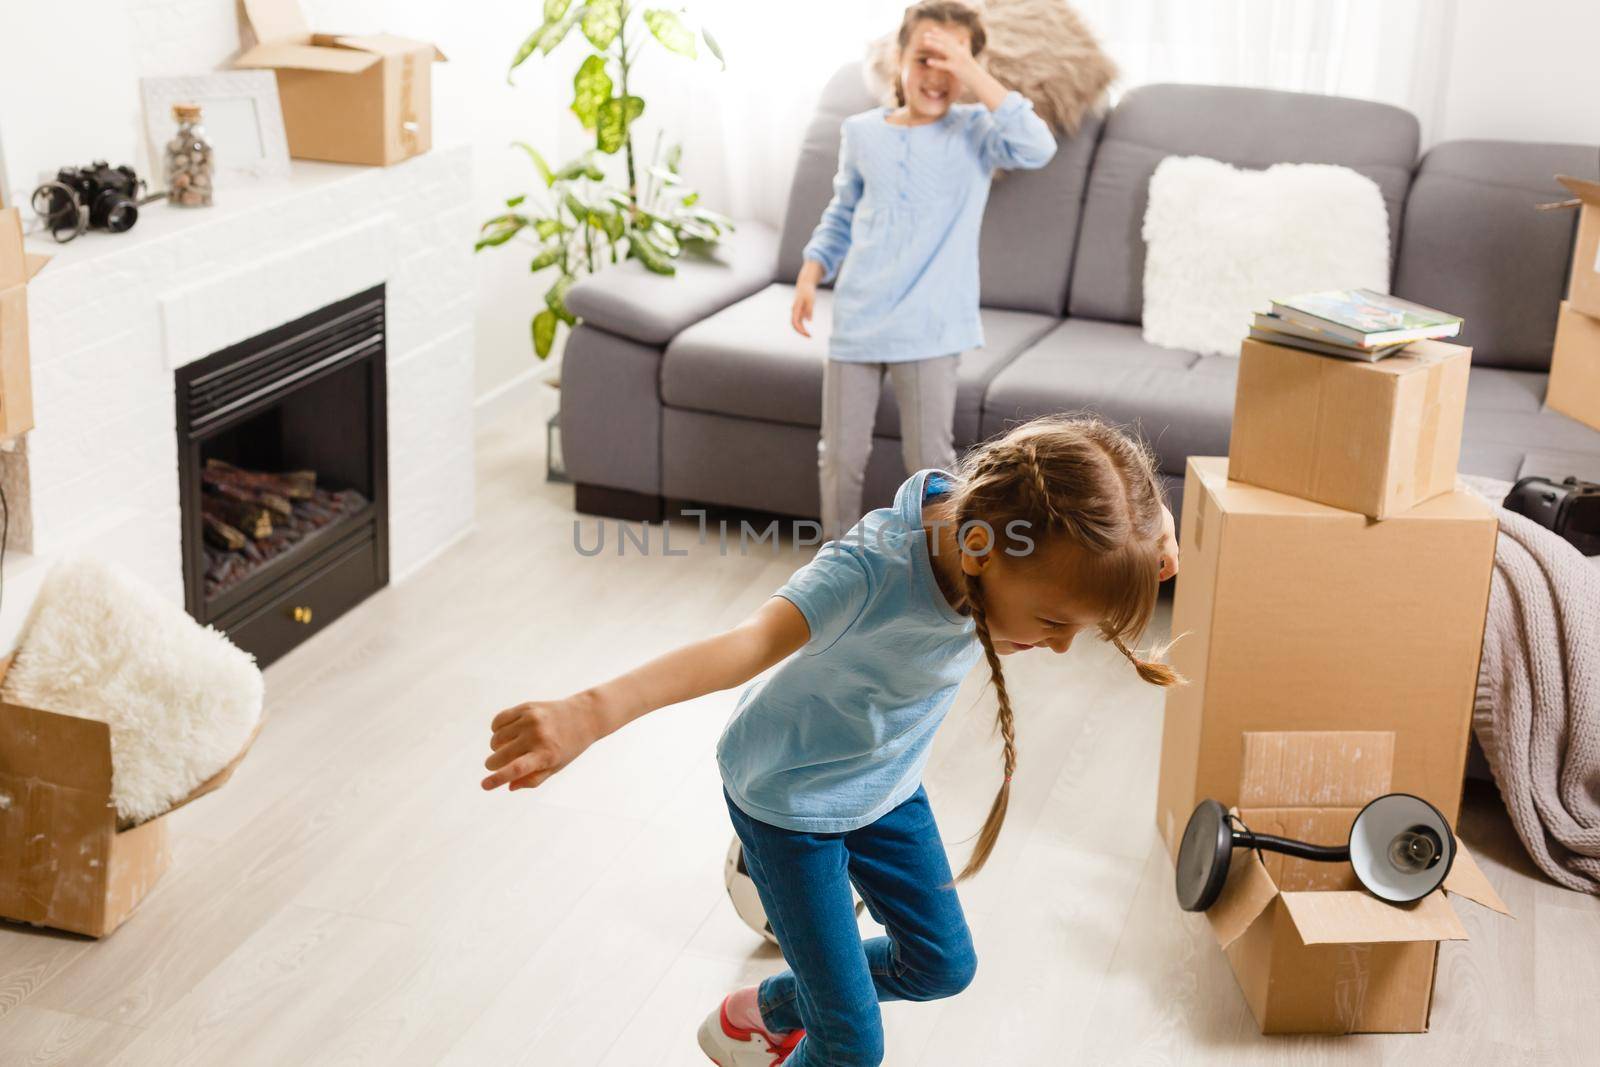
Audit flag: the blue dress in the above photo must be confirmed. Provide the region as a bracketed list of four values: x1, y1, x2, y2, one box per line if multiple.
[801, 91, 1057, 364]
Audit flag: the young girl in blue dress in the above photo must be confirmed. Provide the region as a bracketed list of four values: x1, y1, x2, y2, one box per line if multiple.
[484, 412, 1182, 1066]
[789, 1, 1058, 540]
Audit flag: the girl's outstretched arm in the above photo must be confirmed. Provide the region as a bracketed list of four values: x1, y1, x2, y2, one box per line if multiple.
[481, 596, 811, 791]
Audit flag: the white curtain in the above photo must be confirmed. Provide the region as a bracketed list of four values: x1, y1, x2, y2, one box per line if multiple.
[654, 0, 1449, 231]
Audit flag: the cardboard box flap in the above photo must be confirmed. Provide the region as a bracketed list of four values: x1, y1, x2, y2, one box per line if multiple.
[1207, 849, 1279, 949]
[1281, 889, 1468, 945]
[0, 702, 113, 793]
[243, 0, 311, 45]
[1554, 175, 1600, 209]
[26, 254, 50, 281]
[329, 33, 447, 62]
[1, 208, 25, 288]
[1239, 731, 1394, 808]
[236, 41, 383, 74]
[1442, 843, 1512, 916]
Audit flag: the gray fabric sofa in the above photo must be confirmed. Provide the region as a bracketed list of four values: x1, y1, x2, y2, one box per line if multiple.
[561, 63, 1600, 523]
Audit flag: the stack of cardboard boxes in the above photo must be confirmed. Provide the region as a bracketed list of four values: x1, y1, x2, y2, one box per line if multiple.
[1157, 330, 1508, 1033]
[1547, 175, 1600, 431]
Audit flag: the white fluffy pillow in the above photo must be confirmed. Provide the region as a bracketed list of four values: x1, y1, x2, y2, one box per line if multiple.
[0, 556, 263, 825]
[1141, 156, 1391, 356]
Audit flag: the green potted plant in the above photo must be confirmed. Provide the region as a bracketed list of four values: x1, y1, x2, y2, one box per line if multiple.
[478, 0, 732, 360]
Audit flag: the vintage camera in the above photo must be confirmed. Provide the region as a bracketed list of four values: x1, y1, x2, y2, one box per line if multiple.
[31, 162, 147, 242]
[1504, 475, 1600, 556]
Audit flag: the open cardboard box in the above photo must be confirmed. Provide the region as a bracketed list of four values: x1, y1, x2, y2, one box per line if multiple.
[1548, 175, 1600, 319]
[1547, 300, 1600, 432]
[0, 206, 47, 437]
[235, 0, 446, 166]
[0, 656, 260, 937]
[1199, 730, 1509, 1034]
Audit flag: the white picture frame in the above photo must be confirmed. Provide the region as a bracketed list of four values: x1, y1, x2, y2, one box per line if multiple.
[141, 72, 291, 186]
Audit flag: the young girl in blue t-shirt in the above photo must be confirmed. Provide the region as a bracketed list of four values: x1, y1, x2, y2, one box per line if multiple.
[790, 1, 1059, 541]
[483, 415, 1182, 1066]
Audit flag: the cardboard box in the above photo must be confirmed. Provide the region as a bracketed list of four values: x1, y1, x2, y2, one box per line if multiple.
[1199, 730, 1509, 1034]
[0, 657, 258, 937]
[0, 207, 45, 438]
[1229, 337, 1471, 519]
[1553, 175, 1600, 318]
[1547, 300, 1600, 431]
[235, 0, 445, 166]
[1155, 458, 1497, 855]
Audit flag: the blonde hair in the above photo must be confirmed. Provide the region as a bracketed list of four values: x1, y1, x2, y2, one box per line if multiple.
[947, 416, 1184, 881]
[893, 1, 987, 107]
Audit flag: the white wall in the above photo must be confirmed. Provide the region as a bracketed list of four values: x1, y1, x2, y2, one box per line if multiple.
[1432, 0, 1600, 148]
[0, 0, 582, 409]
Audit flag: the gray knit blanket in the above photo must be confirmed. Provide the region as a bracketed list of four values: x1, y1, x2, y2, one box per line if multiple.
[1473, 508, 1600, 893]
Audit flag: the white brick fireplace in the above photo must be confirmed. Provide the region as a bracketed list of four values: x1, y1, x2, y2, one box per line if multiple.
[0, 146, 476, 651]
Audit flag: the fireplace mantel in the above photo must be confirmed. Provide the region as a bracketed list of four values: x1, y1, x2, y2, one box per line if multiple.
[0, 148, 475, 652]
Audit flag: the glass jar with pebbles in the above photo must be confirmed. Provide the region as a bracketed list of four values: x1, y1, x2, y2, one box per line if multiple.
[165, 103, 214, 207]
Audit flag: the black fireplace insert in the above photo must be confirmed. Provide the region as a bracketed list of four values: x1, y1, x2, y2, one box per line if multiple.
[176, 285, 390, 666]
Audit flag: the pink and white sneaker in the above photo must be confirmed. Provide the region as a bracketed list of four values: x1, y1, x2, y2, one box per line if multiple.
[696, 997, 803, 1066]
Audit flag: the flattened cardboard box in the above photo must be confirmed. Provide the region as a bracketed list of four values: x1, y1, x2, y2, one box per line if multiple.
[0, 657, 258, 937]
[1229, 337, 1470, 519]
[1155, 458, 1497, 856]
[0, 206, 45, 437]
[1546, 300, 1600, 432]
[1553, 175, 1600, 319]
[1201, 730, 1509, 1034]
[235, 0, 446, 166]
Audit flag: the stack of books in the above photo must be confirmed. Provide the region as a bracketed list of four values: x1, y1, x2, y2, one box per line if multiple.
[1251, 289, 1462, 361]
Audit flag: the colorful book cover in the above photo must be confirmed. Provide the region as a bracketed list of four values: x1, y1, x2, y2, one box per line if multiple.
[1271, 289, 1461, 344]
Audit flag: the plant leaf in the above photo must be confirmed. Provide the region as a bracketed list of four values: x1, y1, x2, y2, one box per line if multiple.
[681, 190, 699, 207]
[665, 143, 683, 172]
[505, 194, 526, 208]
[546, 274, 578, 324]
[644, 9, 697, 58]
[512, 141, 556, 187]
[596, 94, 644, 154]
[529, 245, 562, 272]
[581, 0, 622, 50]
[534, 217, 564, 239]
[701, 24, 725, 69]
[475, 215, 527, 250]
[630, 232, 675, 275]
[562, 190, 590, 221]
[509, 24, 549, 81]
[571, 54, 613, 130]
[647, 165, 681, 186]
[554, 153, 605, 182]
[540, 5, 584, 54]
[532, 309, 558, 358]
[545, 0, 572, 20]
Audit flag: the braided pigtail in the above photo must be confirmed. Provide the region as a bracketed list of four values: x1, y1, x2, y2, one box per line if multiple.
[954, 570, 1016, 882]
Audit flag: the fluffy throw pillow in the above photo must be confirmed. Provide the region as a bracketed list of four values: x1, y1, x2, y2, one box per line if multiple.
[863, 0, 1117, 134]
[0, 556, 263, 825]
[1141, 156, 1391, 357]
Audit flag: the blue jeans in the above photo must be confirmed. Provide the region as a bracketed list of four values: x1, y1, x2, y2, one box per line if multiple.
[724, 786, 978, 1067]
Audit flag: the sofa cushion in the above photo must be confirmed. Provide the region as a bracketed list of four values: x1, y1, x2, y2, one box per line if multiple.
[564, 222, 778, 347]
[979, 319, 1236, 472]
[661, 283, 1056, 444]
[1393, 141, 1597, 373]
[1456, 366, 1600, 480]
[775, 61, 1102, 317]
[1068, 83, 1419, 325]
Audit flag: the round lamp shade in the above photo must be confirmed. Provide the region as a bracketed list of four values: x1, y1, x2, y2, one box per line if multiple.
[1348, 793, 1456, 903]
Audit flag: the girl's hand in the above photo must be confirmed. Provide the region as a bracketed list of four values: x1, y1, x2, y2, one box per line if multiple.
[1158, 504, 1180, 582]
[481, 694, 603, 791]
[919, 27, 984, 90]
[792, 260, 823, 337]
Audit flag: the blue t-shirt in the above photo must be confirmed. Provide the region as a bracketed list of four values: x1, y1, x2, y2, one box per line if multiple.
[716, 470, 981, 832]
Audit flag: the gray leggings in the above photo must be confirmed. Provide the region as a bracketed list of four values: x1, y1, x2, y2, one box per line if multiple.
[819, 354, 960, 540]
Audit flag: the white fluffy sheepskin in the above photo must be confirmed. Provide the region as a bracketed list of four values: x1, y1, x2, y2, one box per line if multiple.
[0, 556, 263, 825]
[1140, 156, 1391, 357]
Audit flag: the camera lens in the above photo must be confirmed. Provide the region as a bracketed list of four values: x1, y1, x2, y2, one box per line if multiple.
[92, 191, 139, 233]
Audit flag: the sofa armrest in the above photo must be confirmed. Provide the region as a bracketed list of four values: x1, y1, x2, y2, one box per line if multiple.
[565, 222, 779, 346]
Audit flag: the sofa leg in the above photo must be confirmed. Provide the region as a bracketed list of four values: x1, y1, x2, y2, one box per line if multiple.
[574, 482, 665, 522]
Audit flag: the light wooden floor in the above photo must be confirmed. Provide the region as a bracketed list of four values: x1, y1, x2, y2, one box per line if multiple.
[3, 419, 1597, 1066]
